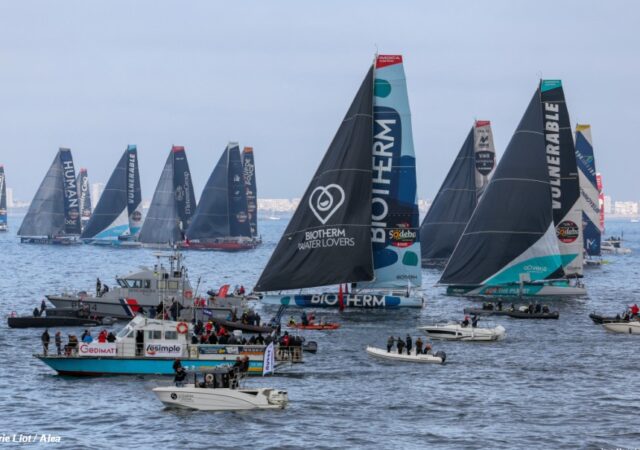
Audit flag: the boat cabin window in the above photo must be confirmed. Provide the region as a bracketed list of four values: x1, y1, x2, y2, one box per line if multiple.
[147, 330, 162, 340]
[117, 279, 127, 288]
[164, 331, 178, 340]
[158, 281, 166, 289]
[144, 280, 151, 289]
[168, 281, 178, 290]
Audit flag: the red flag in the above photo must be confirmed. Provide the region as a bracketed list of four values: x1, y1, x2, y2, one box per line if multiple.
[338, 284, 344, 312]
[218, 284, 230, 298]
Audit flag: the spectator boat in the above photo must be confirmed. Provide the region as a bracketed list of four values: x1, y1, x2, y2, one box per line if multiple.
[366, 346, 446, 364]
[602, 321, 640, 334]
[418, 322, 506, 341]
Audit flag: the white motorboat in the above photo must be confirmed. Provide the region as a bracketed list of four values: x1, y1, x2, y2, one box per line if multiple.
[602, 321, 640, 335]
[601, 239, 632, 255]
[365, 346, 446, 364]
[153, 367, 288, 411]
[418, 322, 506, 341]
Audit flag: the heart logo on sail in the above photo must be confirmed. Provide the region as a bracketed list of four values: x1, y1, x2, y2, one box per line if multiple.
[309, 184, 345, 225]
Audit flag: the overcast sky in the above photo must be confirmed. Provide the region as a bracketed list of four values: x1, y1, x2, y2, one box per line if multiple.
[1, 1, 638, 203]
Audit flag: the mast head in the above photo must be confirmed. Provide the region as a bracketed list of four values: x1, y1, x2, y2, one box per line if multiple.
[172, 145, 185, 153]
[127, 144, 137, 151]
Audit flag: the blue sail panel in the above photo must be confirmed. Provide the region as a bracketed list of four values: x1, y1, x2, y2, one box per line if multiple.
[366, 55, 421, 289]
[575, 125, 601, 256]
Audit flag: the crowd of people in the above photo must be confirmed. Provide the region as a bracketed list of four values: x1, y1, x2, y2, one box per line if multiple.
[40, 328, 116, 356]
[386, 334, 433, 356]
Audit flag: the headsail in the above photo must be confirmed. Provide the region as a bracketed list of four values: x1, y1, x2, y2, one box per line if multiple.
[440, 88, 564, 286]
[255, 66, 375, 292]
[81, 145, 141, 241]
[18, 148, 80, 238]
[0, 165, 7, 230]
[242, 147, 258, 237]
[76, 168, 92, 231]
[420, 121, 496, 266]
[187, 143, 252, 240]
[363, 55, 421, 289]
[126, 145, 143, 236]
[139, 146, 195, 245]
[540, 80, 583, 276]
[575, 124, 601, 256]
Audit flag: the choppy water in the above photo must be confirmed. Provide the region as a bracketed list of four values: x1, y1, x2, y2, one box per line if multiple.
[1, 216, 640, 449]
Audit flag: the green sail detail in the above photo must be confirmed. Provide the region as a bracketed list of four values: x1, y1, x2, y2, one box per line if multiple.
[374, 79, 391, 98]
[541, 79, 562, 92]
[402, 251, 418, 266]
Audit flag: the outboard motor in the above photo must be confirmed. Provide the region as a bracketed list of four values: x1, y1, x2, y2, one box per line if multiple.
[435, 350, 446, 363]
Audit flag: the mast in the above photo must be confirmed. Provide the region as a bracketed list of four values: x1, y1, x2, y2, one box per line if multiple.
[0, 165, 7, 230]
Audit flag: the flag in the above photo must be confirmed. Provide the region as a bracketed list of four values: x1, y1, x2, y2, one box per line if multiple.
[262, 342, 275, 376]
[218, 284, 230, 298]
[338, 284, 344, 312]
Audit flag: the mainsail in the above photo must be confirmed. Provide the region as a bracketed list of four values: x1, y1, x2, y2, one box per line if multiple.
[76, 168, 92, 231]
[242, 147, 258, 237]
[575, 124, 601, 257]
[187, 143, 252, 240]
[18, 148, 81, 238]
[139, 146, 195, 245]
[440, 88, 564, 287]
[540, 80, 583, 276]
[81, 145, 142, 241]
[362, 55, 421, 289]
[419, 121, 496, 266]
[255, 66, 375, 292]
[0, 165, 7, 230]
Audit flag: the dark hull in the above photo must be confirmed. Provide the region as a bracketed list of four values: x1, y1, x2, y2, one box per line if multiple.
[589, 313, 627, 325]
[302, 341, 318, 353]
[463, 308, 559, 320]
[20, 237, 80, 245]
[8, 316, 102, 328]
[206, 317, 272, 334]
[179, 240, 260, 252]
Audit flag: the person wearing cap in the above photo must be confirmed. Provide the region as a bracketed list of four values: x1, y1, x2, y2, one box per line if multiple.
[461, 316, 470, 328]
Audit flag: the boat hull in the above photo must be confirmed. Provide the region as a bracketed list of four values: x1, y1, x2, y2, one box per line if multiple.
[178, 240, 259, 252]
[288, 323, 340, 330]
[589, 313, 626, 325]
[602, 322, 640, 334]
[418, 324, 506, 341]
[462, 308, 559, 320]
[153, 386, 287, 410]
[36, 356, 265, 376]
[20, 237, 80, 245]
[447, 282, 586, 297]
[8, 316, 102, 329]
[260, 293, 423, 309]
[366, 346, 444, 364]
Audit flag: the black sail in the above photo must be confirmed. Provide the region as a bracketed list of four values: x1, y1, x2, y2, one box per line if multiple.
[255, 66, 375, 291]
[139, 146, 194, 244]
[18, 148, 74, 237]
[188, 144, 252, 240]
[419, 128, 476, 266]
[440, 89, 563, 286]
[242, 147, 258, 237]
[76, 168, 92, 230]
[81, 149, 128, 239]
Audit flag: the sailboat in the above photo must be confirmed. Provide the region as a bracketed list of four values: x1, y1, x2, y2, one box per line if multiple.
[419, 120, 496, 267]
[242, 146, 260, 242]
[181, 143, 257, 251]
[18, 148, 82, 245]
[255, 55, 423, 309]
[0, 165, 7, 231]
[575, 124, 602, 264]
[138, 146, 195, 247]
[440, 81, 586, 297]
[81, 145, 143, 246]
[76, 168, 92, 231]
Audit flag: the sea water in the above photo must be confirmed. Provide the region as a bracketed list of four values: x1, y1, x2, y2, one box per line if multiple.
[1, 215, 639, 449]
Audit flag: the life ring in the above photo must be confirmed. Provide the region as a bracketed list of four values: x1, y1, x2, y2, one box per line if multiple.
[176, 322, 189, 334]
[205, 373, 214, 383]
[184, 290, 193, 299]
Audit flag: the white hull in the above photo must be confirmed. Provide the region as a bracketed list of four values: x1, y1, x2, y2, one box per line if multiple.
[603, 321, 640, 334]
[418, 323, 506, 341]
[365, 346, 444, 364]
[153, 385, 288, 411]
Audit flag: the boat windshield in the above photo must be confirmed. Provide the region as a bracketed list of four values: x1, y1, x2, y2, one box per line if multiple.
[117, 325, 134, 339]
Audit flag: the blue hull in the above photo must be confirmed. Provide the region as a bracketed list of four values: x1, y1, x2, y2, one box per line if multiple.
[37, 356, 264, 376]
[261, 293, 423, 308]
